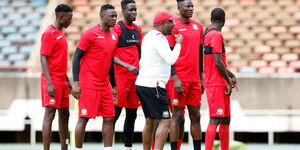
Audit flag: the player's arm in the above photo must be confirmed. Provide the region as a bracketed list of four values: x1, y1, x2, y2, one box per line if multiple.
[213, 53, 232, 95]
[113, 57, 139, 75]
[108, 58, 117, 100]
[199, 44, 205, 94]
[66, 75, 72, 94]
[72, 48, 85, 99]
[40, 55, 55, 97]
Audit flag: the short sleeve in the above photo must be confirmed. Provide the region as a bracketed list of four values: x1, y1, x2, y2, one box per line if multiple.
[77, 31, 92, 51]
[40, 32, 55, 56]
[198, 23, 204, 44]
[211, 32, 223, 54]
[137, 26, 143, 45]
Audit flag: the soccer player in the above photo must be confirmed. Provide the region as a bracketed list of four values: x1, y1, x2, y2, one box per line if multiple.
[40, 4, 73, 150]
[135, 11, 183, 150]
[203, 8, 237, 150]
[112, 0, 142, 149]
[72, 4, 118, 150]
[169, 0, 204, 150]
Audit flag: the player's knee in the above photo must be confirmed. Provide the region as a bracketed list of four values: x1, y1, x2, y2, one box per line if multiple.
[189, 112, 200, 123]
[104, 117, 115, 125]
[210, 117, 222, 125]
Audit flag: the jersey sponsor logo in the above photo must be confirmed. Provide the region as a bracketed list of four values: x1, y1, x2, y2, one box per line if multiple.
[192, 24, 199, 30]
[172, 99, 179, 105]
[112, 34, 116, 40]
[216, 108, 224, 115]
[179, 28, 187, 31]
[81, 109, 87, 115]
[162, 111, 170, 118]
[56, 35, 63, 40]
[49, 98, 56, 105]
[126, 39, 139, 43]
[97, 36, 105, 39]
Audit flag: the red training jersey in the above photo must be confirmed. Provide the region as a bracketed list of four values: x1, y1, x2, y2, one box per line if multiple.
[203, 27, 227, 86]
[77, 24, 118, 90]
[171, 18, 203, 82]
[40, 25, 68, 85]
[112, 21, 143, 79]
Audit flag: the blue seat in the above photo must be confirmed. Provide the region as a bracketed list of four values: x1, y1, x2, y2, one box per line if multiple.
[0, 54, 4, 60]
[1, 46, 18, 54]
[0, 19, 10, 26]
[11, 0, 27, 6]
[0, 60, 11, 66]
[13, 19, 29, 26]
[7, 34, 23, 41]
[30, 0, 46, 6]
[7, 13, 22, 20]
[25, 33, 36, 40]
[19, 26, 36, 33]
[35, 6, 47, 13]
[0, 40, 11, 47]
[17, 7, 33, 13]
[1, 26, 17, 33]
[25, 13, 40, 19]
[31, 20, 41, 26]
[14, 60, 28, 66]
[239, 67, 257, 73]
[19, 46, 32, 53]
[8, 53, 26, 61]
[1, 7, 14, 13]
[0, 0, 9, 5]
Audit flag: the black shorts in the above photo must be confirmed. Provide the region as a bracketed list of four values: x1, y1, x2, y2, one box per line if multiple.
[136, 85, 171, 119]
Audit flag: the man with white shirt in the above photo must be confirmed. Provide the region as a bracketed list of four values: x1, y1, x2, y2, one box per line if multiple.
[135, 11, 183, 150]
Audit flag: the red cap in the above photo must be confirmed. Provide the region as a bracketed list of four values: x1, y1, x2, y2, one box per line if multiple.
[153, 11, 175, 24]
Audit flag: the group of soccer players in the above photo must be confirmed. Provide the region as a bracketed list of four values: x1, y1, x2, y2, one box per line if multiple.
[40, 0, 237, 150]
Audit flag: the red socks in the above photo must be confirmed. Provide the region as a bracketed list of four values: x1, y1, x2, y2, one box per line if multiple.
[177, 139, 183, 150]
[151, 141, 155, 150]
[219, 124, 230, 150]
[205, 123, 218, 150]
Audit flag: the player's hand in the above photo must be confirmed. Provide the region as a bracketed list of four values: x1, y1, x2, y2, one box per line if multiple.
[173, 76, 183, 95]
[112, 86, 118, 104]
[67, 82, 72, 94]
[225, 82, 233, 96]
[127, 65, 139, 75]
[72, 82, 81, 99]
[201, 81, 205, 95]
[231, 76, 238, 92]
[47, 83, 56, 97]
[175, 34, 183, 44]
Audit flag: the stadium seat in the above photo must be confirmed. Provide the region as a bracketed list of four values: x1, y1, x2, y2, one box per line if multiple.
[13, 19, 29, 26]
[17, 7, 33, 13]
[25, 13, 41, 19]
[7, 34, 23, 41]
[35, 6, 47, 13]
[19, 46, 32, 54]
[8, 53, 26, 61]
[239, 67, 257, 73]
[25, 33, 36, 40]
[0, 60, 11, 66]
[11, 0, 27, 6]
[1, 26, 17, 33]
[1, 46, 17, 54]
[14, 60, 28, 66]
[1, 7, 14, 13]
[19, 26, 36, 33]
[31, 19, 42, 26]
[0, 0, 9, 5]
[7, 13, 22, 20]
[29, 0, 47, 6]
[0, 19, 10, 26]
[0, 54, 4, 60]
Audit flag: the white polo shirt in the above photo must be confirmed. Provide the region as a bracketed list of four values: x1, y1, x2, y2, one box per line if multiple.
[136, 29, 181, 88]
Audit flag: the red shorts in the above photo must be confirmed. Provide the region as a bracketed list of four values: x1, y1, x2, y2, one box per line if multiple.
[168, 81, 202, 108]
[79, 88, 115, 118]
[206, 86, 231, 117]
[41, 84, 69, 108]
[115, 78, 140, 108]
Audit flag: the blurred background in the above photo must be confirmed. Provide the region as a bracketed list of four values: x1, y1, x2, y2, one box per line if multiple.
[0, 0, 300, 149]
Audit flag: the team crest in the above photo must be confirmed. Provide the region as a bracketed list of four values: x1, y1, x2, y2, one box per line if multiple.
[162, 111, 170, 118]
[172, 99, 179, 105]
[112, 34, 116, 40]
[192, 24, 199, 30]
[49, 98, 56, 105]
[81, 109, 87, 115]
[216, 108, 224, 115]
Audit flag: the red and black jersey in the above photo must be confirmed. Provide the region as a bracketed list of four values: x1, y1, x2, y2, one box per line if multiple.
[203, 27, 228, 86]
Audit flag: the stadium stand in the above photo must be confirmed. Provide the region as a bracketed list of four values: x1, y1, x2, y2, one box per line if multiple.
[0, 0, 48, 72]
